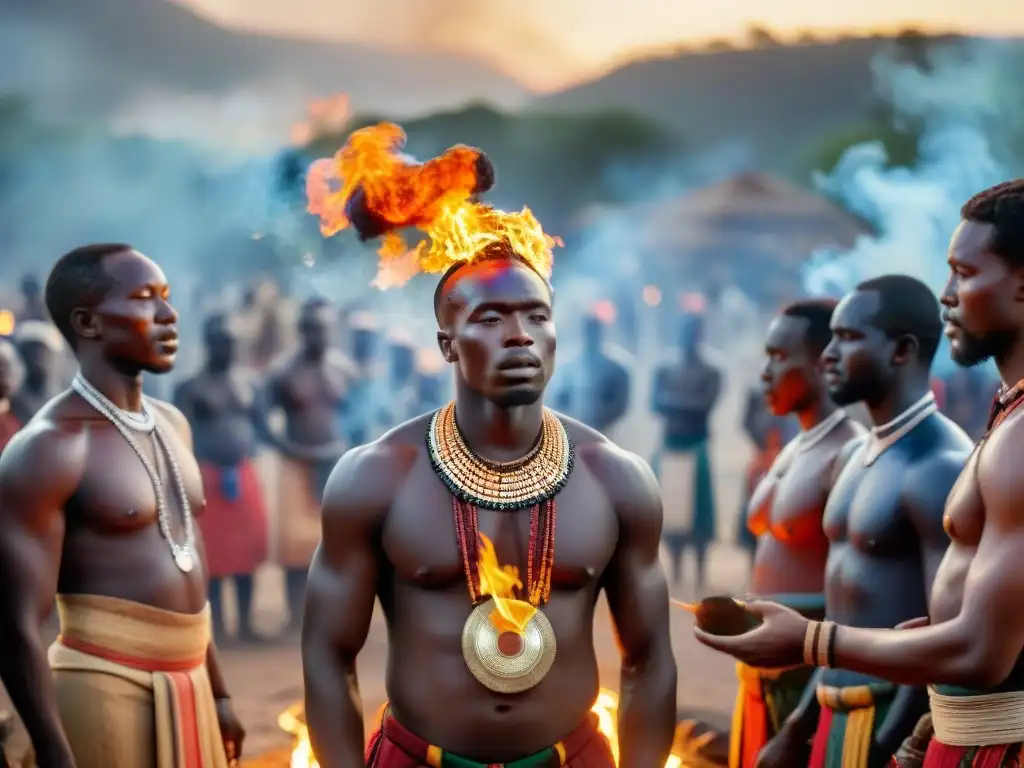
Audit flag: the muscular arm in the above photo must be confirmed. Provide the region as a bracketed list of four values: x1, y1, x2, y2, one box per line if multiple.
[599, 448, 677, 768]
[873, 455, 961, 753]
[830, 443, 1016, 689]
[0, 425, 86, 768]
[302, 444, 397, 768]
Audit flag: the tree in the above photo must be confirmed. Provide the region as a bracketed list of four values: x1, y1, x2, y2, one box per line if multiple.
[798, 121, 919, 180]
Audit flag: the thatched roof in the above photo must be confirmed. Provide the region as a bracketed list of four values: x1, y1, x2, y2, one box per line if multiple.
[576, 172, 872, 268]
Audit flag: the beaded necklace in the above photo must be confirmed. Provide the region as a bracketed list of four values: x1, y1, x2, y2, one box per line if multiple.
[428, 402, 572, 607]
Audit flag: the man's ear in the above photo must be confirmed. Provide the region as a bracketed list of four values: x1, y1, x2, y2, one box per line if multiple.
[1013, 266, 1024, 302]
[437, 330, 457, 363]
[70, 307, 99, 341]
[891, 334, 919, 367]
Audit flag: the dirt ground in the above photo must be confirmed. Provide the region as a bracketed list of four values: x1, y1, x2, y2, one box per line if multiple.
[0, 345, 764, 762]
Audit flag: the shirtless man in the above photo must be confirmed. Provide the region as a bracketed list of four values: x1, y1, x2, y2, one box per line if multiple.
[257, 296, 356, 629]
[0, 243, 243, 768]
[729, 300, 864, 768]
[553, 310, 631, 435]
[696, 274, 972, 768]
[0, 337, 24, 453]
[694, 180, 1024, 767]
[302, 247, 677, 768]
[11, 320, 66, 423]
[174, 313, 269, 643]
[651, 311, 722, 589]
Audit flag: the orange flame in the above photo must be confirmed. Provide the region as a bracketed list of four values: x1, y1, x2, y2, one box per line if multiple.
[0, 310, 14, 336]
[305, 122, 561, 289]
[281, 691, 690, 768]
[477, 532, 536, 634]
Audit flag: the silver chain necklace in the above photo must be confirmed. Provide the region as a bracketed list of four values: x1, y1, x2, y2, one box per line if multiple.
[71, 373, 196, 572]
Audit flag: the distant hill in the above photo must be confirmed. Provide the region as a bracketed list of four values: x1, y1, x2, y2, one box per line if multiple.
[536, 34, 1019, 176]
[0, 0, 530, 126]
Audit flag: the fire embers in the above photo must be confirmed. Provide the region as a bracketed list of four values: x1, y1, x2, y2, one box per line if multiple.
[305, 121, 557, 290]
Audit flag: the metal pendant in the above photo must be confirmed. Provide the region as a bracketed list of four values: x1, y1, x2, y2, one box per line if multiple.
[461, 598, 556, 694]
[174, 550, 195, 573]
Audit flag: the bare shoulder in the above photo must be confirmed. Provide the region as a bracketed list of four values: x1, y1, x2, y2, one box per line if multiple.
[147, 397, 193, 443]
[321, 413, 429, 524]
[563, 415, 660, 520]
[0, 401, 89, 512]
[977, 407, 1024, 525]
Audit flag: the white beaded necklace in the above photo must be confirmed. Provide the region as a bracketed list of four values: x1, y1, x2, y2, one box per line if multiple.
[71, 373, 196, 572]
[861, 391, 937, 467]
[768, 409, 849, 479]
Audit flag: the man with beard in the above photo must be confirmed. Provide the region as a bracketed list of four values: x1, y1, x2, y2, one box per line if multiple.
[0, 244, 243, 768]
[0, 337, 24, 453]
[694, 181, 1024, 767]
[651, 310, 721, 589]
[697, 273, 972, 768]
[174, 312, 269, 643]
[302, 243, 677, 768]
[257, 296, 355, 631]
[728, 300, 864, 768]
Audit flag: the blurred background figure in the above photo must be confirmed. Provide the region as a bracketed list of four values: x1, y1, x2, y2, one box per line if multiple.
[651, 306, 722, 591]
[0, 337, 24, 454]
[174, 313, 269, 644]
[552, 301, 632, 435]
[11, 319, 66, 423]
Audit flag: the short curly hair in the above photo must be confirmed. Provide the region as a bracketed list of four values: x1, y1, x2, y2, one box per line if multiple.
[961, 179, 1024, 266]
[44, 243, 132, 348]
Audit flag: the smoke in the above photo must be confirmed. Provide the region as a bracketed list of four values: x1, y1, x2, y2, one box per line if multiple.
[801, 39, 1024, 375]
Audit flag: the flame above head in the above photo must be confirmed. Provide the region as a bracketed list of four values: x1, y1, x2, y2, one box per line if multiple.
[305, 122, 562, 290]
[476, 532, 537, 635]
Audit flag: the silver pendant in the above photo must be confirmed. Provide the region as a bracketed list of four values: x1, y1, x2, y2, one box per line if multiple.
[461, 599, 556, 694]
[174, 550, 195, 573]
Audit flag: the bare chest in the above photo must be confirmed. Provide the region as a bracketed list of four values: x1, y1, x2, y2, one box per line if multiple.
[941, 446, 984, 547]
[279, 365, 348, 410]
[189, 375, 254, 420]
[71, 425, 206, 534]
[748, 448, 830, 543]
[383, 457, 618, 594]
[822, 449, 911, 556]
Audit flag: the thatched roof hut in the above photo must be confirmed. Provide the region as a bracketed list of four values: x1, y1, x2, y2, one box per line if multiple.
[574, 172, 873, 305]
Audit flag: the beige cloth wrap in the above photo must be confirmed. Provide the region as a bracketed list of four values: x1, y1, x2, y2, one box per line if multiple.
[275, 455, 324, 569]
[46, 594, 228, 768]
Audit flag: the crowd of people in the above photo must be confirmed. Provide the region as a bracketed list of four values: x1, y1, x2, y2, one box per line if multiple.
[0, 177, 1019, 768]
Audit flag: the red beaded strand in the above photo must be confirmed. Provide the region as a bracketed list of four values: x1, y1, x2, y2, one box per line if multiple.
[454, 497, 557, 607]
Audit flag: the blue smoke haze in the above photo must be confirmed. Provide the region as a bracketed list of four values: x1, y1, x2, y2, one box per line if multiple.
[802, 40, 1024, 378]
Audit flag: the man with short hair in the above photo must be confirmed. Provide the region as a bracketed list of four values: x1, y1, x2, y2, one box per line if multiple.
[0, 244, 243, 768]
[729, 299, 864, 768]
[695, 180, 1024, 767]
[699, 273, 972, 768]
[303, 243, 677, 765]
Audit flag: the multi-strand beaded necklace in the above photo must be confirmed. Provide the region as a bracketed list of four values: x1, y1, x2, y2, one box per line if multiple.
[426, 401, 573, 607]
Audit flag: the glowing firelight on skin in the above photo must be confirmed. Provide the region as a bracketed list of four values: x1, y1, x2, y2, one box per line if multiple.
[305, 122, 561, 289]
[642, 285, 661, 307]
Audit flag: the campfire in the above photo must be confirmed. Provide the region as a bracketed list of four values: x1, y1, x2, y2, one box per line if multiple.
[274, 691, 725, 768]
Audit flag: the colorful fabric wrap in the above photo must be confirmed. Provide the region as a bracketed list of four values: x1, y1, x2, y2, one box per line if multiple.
[365, 708, 615, 768]
[809, 682, 897, 768]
